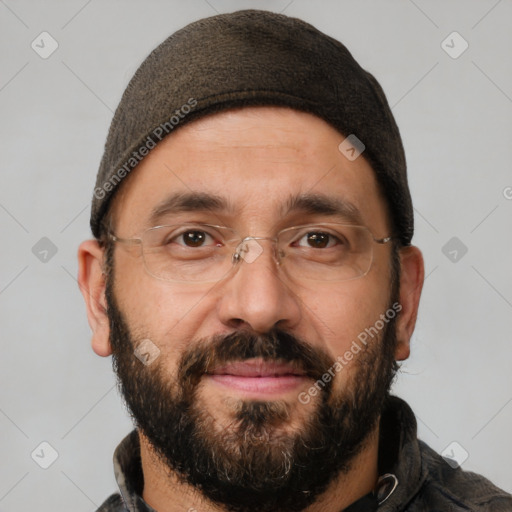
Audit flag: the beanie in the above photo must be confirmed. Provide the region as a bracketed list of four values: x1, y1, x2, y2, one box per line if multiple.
[91, 9, 413, 245]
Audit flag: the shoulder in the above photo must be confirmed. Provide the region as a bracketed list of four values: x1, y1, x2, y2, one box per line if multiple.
[417, 440, 512, 511]
[96, 493, 128, 512]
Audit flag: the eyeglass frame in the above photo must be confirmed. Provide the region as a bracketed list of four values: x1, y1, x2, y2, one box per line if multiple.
[107, 222, 395, 283]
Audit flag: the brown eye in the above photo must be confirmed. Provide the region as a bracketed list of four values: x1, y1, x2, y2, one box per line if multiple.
[306, 233, 329, 248]
[182, 231, 207, 247]
[171, 230, 215, 248]
[297, 231, 339, 249]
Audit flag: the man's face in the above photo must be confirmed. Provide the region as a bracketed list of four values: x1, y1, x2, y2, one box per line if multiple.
[105, 107, 403, 511]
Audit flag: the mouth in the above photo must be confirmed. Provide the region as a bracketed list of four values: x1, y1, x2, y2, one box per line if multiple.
[205, 358, 309, 396]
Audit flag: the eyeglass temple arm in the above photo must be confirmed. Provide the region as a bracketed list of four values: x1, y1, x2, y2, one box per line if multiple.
[108, 233, 142, 246]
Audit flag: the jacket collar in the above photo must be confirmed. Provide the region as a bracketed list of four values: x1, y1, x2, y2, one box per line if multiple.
[377, 396, 428, 511]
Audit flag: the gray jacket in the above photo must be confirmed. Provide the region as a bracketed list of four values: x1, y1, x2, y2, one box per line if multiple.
[97, 396, 512, 511]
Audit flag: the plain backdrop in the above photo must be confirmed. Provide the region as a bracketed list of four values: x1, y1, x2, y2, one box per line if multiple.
[1, 1, 511, 510]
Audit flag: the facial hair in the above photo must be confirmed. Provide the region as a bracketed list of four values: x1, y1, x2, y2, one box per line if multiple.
[106, 281, 399, 512]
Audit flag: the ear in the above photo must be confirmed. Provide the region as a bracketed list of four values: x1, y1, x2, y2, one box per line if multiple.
[78, 240, 112, 357]
[394, 245, 424, 361]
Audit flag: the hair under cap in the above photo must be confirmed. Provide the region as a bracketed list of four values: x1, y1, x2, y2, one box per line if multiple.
[91, 9, 413, 245]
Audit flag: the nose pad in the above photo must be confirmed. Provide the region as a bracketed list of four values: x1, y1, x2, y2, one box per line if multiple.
[232, 237, 279, 266]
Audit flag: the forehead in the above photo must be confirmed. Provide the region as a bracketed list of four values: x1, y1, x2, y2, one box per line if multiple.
[111, 107, 389, 235]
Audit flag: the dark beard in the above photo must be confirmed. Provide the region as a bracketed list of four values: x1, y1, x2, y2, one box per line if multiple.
[106, 281, 399, 512]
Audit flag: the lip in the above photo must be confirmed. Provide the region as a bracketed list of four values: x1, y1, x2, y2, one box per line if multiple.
[209, 358, 306, 378]
[205, 358, 308, 395]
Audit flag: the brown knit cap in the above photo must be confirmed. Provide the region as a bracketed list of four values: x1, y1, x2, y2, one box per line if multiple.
[91, 9, 413, 245]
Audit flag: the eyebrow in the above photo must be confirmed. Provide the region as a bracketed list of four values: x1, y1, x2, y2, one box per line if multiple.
[148, 191, 364, 226]
[149, 192, 234, 225]
[283, 193, 364, 225]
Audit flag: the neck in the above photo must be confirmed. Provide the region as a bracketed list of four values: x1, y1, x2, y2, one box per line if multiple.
[139, 425, 380, 512]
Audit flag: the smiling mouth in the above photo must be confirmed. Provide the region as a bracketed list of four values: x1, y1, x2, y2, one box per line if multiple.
[205, 358, 309, 395]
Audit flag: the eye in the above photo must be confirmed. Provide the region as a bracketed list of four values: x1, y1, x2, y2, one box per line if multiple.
[295, 231, 343, 249]
[172, 229, 217, 248]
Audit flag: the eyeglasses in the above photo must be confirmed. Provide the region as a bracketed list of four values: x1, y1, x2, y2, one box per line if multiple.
[108, 223, 393, 283]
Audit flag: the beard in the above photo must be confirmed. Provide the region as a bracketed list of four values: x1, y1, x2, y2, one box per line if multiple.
[106, 278, 400, 512]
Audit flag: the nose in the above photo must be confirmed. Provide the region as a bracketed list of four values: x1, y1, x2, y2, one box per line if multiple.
[216, 238, 301, 333]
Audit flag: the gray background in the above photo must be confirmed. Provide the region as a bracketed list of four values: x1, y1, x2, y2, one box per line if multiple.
[1, 0, 511, 510]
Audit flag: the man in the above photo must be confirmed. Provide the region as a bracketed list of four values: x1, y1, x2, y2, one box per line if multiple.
[78, 9, 512, 512]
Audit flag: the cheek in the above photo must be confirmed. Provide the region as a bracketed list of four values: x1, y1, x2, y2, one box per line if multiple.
[114, 254, 214, 356]
[299, 276, 391, 360]
[115, 248, 194, 320]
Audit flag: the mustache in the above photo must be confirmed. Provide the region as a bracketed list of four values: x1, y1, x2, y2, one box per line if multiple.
[177, 328, 334, 390]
